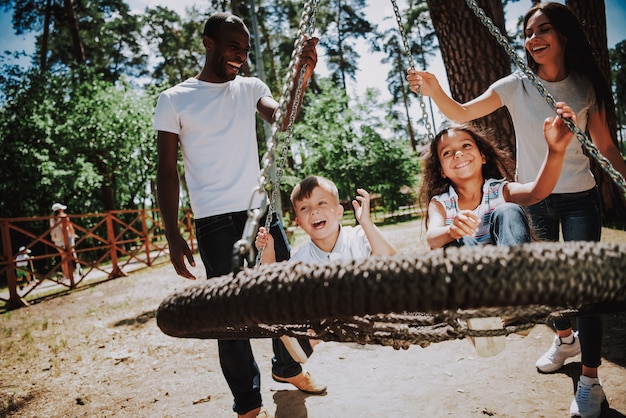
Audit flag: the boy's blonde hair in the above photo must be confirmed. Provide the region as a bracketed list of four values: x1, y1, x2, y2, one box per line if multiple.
[290, 176, 340, 207]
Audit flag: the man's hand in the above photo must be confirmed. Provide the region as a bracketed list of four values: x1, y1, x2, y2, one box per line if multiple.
[167, 233, 196, 280]
[299, 37, 319, 76]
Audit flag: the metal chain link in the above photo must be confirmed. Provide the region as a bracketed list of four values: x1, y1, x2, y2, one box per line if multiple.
[391, 0, 435, 142]
[232, 0, 320, 271]
[465, 0, 626, 198]
[255, 0, 320, 266]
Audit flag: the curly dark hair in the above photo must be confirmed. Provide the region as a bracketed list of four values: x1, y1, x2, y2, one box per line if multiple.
[418, 123, 515, 228]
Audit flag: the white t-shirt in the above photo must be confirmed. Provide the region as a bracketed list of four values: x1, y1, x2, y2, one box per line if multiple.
[154, 76, 271, 218]
[492, 71, 596, 193]
[290, 225, 372, 263]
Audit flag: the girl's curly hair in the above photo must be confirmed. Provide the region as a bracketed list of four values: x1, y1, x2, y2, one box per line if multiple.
[418, 123, 516, 228]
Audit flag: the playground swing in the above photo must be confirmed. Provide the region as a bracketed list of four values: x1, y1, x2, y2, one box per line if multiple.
[157, 0, 626, 355]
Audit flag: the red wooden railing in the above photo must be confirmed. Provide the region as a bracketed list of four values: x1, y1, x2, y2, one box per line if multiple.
[0, 208, 195, 310]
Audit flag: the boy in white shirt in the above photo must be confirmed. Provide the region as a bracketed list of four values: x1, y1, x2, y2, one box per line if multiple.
[255, 175, 396, 365]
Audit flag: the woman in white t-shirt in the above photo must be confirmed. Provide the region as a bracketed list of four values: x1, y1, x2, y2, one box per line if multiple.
[407, 3, 625, 416]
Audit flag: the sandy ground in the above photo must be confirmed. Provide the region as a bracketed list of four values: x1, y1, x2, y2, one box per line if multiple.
[1, 259, 625, 418]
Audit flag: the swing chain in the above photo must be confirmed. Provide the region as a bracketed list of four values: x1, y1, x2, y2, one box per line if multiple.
[233, 0, 320, 272]
[464, 0, 626, 198]
[257, 1, 319, 266]
[390, 0, 435, 142]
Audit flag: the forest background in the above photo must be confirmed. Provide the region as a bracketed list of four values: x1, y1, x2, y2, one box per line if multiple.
[1, 0, 625, 226]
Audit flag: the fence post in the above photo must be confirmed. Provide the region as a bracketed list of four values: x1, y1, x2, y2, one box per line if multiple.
[142, 209, 152, 266]
[1, 219, 28, 309]
[106, 212, 126, 279]
[60, 216, 76, 288]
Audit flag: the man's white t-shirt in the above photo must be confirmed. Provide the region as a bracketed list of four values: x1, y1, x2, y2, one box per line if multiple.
[290, 225, 372, 263]
[154, 76, 271, 218]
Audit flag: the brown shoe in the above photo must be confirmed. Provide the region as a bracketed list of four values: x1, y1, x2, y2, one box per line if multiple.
[271, 370, 327, 395]
[237, 407, 272, 418]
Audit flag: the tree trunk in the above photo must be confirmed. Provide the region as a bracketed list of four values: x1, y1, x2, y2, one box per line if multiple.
[63, 0, 85, 64]
[567, 0, 626, 223]
[40, 0, 52, 70]
[425, 0, 515, 155]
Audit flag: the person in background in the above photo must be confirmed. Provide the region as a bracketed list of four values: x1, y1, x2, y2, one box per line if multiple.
[15, 246, 34, 289]
[50, 202, 78, 280]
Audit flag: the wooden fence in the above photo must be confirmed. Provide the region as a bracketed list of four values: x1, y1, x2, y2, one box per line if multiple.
[0, 209, 195, 311]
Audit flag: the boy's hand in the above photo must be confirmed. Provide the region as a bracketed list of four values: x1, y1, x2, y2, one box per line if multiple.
[544, 102, 576, 153]
[352, 188, 372, 224]
[255, 226, 274, 251]
[449, 210, 479, 240]
[255, 227, 276, 264]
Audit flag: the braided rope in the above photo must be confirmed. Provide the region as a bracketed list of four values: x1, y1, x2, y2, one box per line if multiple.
[257, 0, 320, 265]
[464, 0, 626, 198]
[232, 0, 320, 269]
[158, 241, 626, 347]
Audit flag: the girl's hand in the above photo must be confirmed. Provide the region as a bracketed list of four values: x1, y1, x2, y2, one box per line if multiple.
[449, 210, 479, 239]
[544, 102, 577, 153]
[352, 188, 371, 224]
[255, 226, 274, 251]
[407, 69, 441, 97]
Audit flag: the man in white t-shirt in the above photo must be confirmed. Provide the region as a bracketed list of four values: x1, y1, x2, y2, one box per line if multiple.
[154, 12, 319, 418]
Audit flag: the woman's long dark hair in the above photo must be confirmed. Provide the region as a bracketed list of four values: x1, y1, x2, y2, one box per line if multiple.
[523, 2, 613, 111]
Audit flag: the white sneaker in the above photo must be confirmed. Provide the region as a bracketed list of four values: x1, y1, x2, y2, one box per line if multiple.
[535, 332, 581, 373]
[570, 375, 605, 418]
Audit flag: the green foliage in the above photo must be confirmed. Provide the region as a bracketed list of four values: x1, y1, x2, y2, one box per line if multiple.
[317, 0, 375, 90]
[290, 80, 419, 212]
[0, 67, 156, 217]
[611, 40, 626, 152]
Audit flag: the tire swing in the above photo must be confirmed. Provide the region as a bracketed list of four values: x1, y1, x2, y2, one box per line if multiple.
[157, 0, 626, 357]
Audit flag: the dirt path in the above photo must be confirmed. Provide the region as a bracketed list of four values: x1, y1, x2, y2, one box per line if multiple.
[2, 257, 625, 418]
[2, 220, 626, 417]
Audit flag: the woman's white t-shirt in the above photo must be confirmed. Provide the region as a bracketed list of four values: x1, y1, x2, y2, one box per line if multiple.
[492, 71, 596, 194]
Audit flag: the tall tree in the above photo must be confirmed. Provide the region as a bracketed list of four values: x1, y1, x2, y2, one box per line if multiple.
[143, 6, 205, 86]
[611, 40, 626, 149]
[316, 0, 375, 93]
[2, 0, 146, 80]
[380, 0, 437, 152]
[292, 80, 419, 211]
[425, 0, 515, 153]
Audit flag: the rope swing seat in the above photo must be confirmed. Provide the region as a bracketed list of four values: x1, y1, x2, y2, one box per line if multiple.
[157, 241, 626, 353]
[157, 0, 626, 355]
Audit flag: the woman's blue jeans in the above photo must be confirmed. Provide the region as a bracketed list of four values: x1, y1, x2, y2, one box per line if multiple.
[195, 210, 302, 414]
[527, 187, 603, 368]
